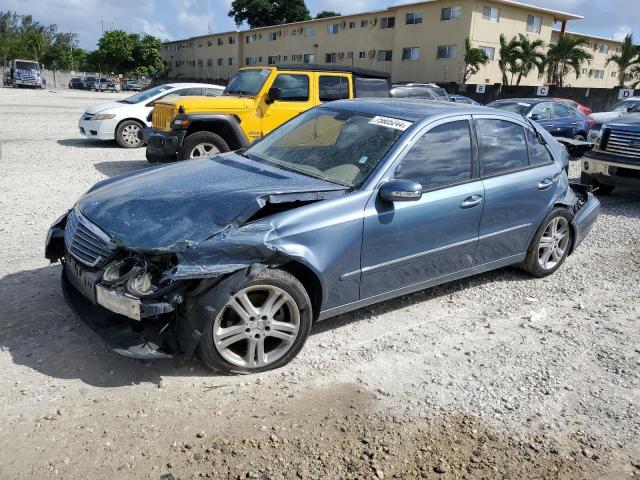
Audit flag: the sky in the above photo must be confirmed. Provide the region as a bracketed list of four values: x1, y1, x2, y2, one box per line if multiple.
[1, 0, 637, 50]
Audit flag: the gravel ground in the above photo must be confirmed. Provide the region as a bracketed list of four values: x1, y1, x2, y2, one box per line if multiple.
[0, 87, 639, 479]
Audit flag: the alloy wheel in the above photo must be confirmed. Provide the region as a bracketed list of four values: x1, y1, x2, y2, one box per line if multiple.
[212, 285, 300, 369]
[537, 217, 570, 270]
[189, 143, 219, 159]
[121, 124, 141, 146]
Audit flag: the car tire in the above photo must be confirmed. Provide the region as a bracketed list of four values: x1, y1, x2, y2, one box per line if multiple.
[197, 268, 313, 375]
[580, 172, 614, 195]
[523, 208, 574, 278]
[178, 132, 229, 160]
[115, 120, 144, 148]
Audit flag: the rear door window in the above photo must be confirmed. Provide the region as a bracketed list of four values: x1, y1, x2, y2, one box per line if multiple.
[476, 119, 530, 176]
[272, 74, 310, 101]
[394, 120, 473, 190]
[391, 87, 410, 98]
[354, 77, 390, 98]
[526, 129, 554, 165]
[319, 76, 350, 102]
[553, 102, 573, 118]
[205, 88, 223, 96]
[530, 102, 553, 120]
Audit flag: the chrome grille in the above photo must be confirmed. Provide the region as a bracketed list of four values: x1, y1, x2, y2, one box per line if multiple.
[152, 103, 177, 130]
[603, 128, 640, 158]
[64, 211, 115, 267]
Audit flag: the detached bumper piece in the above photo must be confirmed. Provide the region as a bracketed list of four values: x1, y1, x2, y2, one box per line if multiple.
[61, 269, 178, 359]
[140, 127, 185, 162]
[568, 182, 600, 252]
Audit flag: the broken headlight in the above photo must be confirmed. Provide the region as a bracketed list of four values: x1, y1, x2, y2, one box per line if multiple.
[101, 255, 176, 298]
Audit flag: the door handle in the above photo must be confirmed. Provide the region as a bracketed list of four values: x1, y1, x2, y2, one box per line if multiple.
[538, 178, 554, 190]
[460, 195, 483, 208]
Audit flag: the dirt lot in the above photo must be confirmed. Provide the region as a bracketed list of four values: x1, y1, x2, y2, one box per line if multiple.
[0, 87, 639, 480]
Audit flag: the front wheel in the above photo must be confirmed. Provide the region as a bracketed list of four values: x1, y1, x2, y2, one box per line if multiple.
[523, 208, 574, 278]
[197, 268, 313, 374]
[115, 120, 143, 148]
[178, 131, 229, 160]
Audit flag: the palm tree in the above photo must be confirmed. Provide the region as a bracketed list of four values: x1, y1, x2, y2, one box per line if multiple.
[605, 34, 640, 87]
[546, 35, 593, 87]
[462, 38, 489, 83]
[498, 34, 519, 85]
[513, 34, 546, 85]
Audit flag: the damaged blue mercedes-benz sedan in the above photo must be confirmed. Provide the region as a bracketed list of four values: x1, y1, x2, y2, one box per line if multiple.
[45, 99, 600, 374]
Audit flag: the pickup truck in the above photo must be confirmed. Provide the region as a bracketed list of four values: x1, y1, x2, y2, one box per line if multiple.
[141, 64, 391, 162]
[582, 114, 640, 194]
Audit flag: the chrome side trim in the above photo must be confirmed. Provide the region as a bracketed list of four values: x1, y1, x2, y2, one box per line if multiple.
[478, 223, 532, 241]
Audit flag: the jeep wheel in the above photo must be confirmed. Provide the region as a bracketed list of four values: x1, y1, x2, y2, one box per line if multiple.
[115, 120, 143, 148]
[178, 132, 229, 160]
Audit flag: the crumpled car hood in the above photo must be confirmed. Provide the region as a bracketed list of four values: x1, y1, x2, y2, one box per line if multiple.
[77, 154, 345, 251]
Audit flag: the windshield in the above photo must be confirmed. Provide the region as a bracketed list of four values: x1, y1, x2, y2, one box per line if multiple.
[430, 87, 449, 100]
[224, 69, 270, 96]
[121, 85, 174, 104]
[487, 101, 531, 115]
[15, 61, 39, 70]
[609, 99, 639, 112]
[243, 107, 409, 187]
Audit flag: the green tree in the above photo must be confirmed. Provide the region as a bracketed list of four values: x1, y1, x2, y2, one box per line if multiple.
[513, 33, 546, 85]
[228, 0, 310, 28]
[546, 35, 593, 87]
[315, 10, 340, 19]
[130, 34, 165, 77]
[95, 29, 135, 73]
[462, 38, 489, 83]
[498, 34, 519, 85]
[605, 33, 640, 87]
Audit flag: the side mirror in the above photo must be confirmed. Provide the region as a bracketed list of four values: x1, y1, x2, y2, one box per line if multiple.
[530, 113, 542, 121]
[265, 87, 282, 104]
[379, 180, 423, 203]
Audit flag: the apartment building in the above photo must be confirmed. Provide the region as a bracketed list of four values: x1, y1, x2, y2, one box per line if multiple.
[161, 0, 624, 88]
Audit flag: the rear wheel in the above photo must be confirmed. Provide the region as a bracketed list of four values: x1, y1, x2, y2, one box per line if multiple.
[178, 132, 229, 160]
[523, 208, 573, 278]
[197, 268, 312, 374]
[115, 120, 143, 148]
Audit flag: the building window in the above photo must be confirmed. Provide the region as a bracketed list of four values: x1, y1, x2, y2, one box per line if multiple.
[268, 55, 278, 65]
[258, 33, 263, 39]
[347, 51, 353, 60]
[268, 32, 277, 41]
[207, 40, 213, 47]
[291, 29, 297, 36]
[611, 71, 617, 78]
[440, 7, 461, 21]
[197, 59, 203, 66]
[217, 58, 222, 66]
[406, 11, 423, 24]
[402, 47, 420, 61]
[480, 46, 495, 60]
[229, 57, 234, 65]
[245, 57, 257, 65]
[349, 21, 356, 29]
[303, 53, 315, 63]
[359, 51, 366, 59]
[361, 19, 368, 28]
[283, 55, 288, 61]
[437, 45, 457, 59]
[246, 35, 254, 44]
[482, 6, 500, 22]
[228, 36, 235, 44]
[207, 58, 213, 66]
[380, 17, 395, 29]
[598, 44, 609, 54]
[217, 38, 223, 45]
[198, 42, 202, 47]
[325, 52, 337, 63]
[377, 49, 393, 62]
[526, 15, 542, 33]
[592, 69, 605, 79]
[304, 27, 315, 37]
[327, 24, 339, 34]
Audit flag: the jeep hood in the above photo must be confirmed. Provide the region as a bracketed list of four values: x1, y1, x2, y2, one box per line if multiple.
[77, 154, 346, 251]
[603, 114, 640, 130]
[161, 95, 254, 113]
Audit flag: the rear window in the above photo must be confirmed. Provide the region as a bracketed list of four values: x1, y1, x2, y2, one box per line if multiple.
[487, 101, 531, 115]
[354, 77, 390, 98]
[319, 76, 350, 102]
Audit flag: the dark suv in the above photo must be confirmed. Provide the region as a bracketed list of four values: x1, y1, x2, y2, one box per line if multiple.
[582, 113, 640, 194]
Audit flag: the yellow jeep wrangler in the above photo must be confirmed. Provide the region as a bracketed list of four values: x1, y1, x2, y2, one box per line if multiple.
[141, 65, 391, 162]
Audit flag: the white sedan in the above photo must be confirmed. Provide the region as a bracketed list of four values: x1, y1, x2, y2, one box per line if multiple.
[78, 83, 225, 148]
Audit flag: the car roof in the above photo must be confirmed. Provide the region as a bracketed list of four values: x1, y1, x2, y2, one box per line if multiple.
[490, 98, 548, 105]
[322, 98, 517, 122]
[273, 64, 390, 79]
[163, 82, 225, 89]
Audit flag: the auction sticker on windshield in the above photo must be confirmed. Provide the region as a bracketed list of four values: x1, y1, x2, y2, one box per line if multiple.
[369, 116, 413, 131]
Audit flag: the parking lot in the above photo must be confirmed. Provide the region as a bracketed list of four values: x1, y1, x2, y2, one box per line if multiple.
[0, 87, 639, 479]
